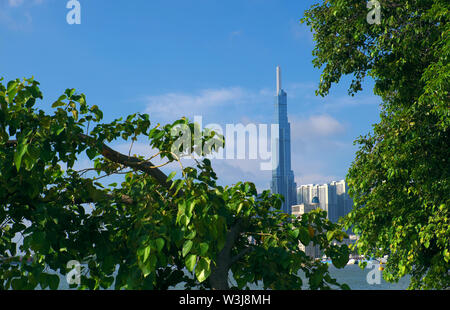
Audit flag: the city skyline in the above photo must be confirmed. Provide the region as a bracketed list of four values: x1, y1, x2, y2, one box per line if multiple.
[2, 0, 443, 293]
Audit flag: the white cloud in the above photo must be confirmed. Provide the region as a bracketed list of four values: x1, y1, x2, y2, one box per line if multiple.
[145, 87, 239, 116]
[144, 87, 268, 122]
[230, 30, 243, 39]
[7, 0, 43, 7]
[291, 114, 346, 141]
[8, 0, 24, 7]
[144, 84, 360, 126]
[0, 0, 45, 29]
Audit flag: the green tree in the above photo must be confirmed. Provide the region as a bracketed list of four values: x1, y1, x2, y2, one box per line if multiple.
[0, 78, 350, 290]
[302, 0, 449, 289]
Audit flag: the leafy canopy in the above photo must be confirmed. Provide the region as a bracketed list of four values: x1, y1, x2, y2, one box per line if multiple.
[0, 77, 349, 290]
[302, 0, 449, 289]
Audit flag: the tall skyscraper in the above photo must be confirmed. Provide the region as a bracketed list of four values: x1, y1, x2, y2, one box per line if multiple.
[271, 66, 297, 213]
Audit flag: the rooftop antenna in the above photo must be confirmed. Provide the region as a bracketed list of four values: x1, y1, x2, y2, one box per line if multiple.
[276, 65, 282, 94]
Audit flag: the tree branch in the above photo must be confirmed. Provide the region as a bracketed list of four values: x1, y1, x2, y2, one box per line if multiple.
[230, 247, 253, 266]
[221, 218, 245, 269]
[72, 191, 134, 205]
[209, 218, 247, 289]
[78, 134, 173, 190]
[5, 134, 173, 191]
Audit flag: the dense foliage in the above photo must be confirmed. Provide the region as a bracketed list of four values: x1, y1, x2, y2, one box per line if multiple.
[302, 0, 449, 289]
[0, 78, 350, 290]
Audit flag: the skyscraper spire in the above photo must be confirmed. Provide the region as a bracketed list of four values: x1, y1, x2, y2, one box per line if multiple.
[276, 65, 282, 94]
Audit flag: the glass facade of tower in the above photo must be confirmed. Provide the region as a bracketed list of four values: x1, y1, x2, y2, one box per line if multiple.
[271, 68, 297, 214]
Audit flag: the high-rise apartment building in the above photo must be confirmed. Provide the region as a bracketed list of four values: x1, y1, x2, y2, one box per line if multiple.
[297, 180, 353, 223]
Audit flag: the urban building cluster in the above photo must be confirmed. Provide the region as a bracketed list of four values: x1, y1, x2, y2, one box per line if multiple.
[292, 181, 354, 258]
[296, 181, 353, 223]
[269, 66, 355, 259]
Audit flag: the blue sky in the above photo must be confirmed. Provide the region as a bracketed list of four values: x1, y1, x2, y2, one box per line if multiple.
[0, 0, 382, 191]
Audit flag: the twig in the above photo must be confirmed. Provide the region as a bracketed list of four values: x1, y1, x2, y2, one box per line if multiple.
[128, 138, 135, 157]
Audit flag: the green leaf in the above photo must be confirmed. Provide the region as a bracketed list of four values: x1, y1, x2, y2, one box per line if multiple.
[140, 261, 152, 278]
[51, 100, 66, 108]
[182, 240, 193, 257]
[65, 88, 75, 98]
[7, 81, 18, 102]
[86, 148, 97, 160]
[195, 257, 211, 283]
[289, 229, 300, 239]
[326, 231, 335, 241]
[167, 171, 177, 182]
[309, 270, 324, 288]
[72, 109, 78, 121]
[38, 274, 49, 289]
[185, 254, 197, 272]
[56, 126, 65, 136]
[143, 246, 151, 263]
[14, 135, 29, 172]
[7, 80, 18, 93]
[179, 214, 190, 227]
[154, 238, 165, 253]
[199, 243, 209, 256]
[48, 274, 60, 290]
[186, 201, 196, 218]
[330, 245, 349, 269]
[23, 151, 37, 171]
[185, 230, 196, 240]
[11, 277, 27, 290]
[298, 227, 311, 246]
[237, 202, 244, 214]
[149, 255, 157, 269]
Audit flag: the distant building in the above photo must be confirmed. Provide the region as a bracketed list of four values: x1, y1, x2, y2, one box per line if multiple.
[297, 180, 353, 223]
[291, 200, 321, 259]
[271, 66, 297, 213]
[292, 196, 357, 259]
[293, 181, 356, 259]
[291, 202, 320, 216]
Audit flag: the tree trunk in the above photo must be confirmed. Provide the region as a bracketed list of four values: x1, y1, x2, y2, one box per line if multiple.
[209, 219, 244, 290]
